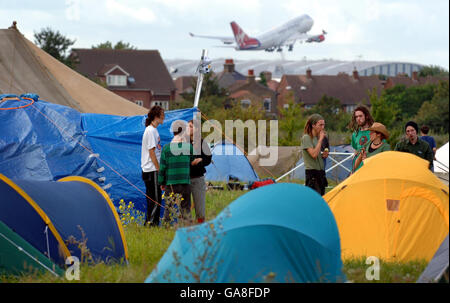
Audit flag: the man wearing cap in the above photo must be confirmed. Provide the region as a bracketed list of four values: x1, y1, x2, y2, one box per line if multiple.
[395, 121, 434, 171]
[353, 122, 391, 171]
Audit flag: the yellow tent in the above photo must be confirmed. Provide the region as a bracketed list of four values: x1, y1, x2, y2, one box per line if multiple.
[324, 151, 449, 262]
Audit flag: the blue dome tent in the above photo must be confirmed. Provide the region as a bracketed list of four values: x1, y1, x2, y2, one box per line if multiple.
[146, 183, 345, 283]
[0, 173, 128, 271]
[205, 140, 259, 183]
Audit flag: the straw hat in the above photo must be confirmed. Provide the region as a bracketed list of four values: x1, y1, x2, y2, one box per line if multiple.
[368, 122, 390, 139]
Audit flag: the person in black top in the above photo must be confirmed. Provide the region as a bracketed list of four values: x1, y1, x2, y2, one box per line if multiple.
[188, 119, 212, 223]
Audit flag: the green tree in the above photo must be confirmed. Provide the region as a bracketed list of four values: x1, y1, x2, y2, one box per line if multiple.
[383, 84, 435, 120]
[415, 80, 449, 133]
[92, 40, 137, 50]
[258, 72, 268, 87]
[419, 65, 449, 77]
[278, 94, 305, 146]
[34, 27, 76, 68]
[370, 88, 400, 129]
[307, 94, 350, 132]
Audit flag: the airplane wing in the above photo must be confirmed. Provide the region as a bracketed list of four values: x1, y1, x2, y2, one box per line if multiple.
[189, 32, 235, 45]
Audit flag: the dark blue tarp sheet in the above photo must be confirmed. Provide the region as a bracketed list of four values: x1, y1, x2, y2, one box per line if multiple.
[0, 94, 198, 214]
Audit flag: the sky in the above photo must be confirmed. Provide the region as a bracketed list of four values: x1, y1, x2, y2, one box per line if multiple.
[1, 0, 449, 69]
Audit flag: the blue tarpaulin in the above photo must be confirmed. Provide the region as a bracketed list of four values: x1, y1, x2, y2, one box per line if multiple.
[0, 94, 198, 214]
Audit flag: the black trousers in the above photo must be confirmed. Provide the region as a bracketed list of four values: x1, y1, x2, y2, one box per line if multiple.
[142, 171, 162, 226]
[164, 184, 191, 220]
[305, 169, 328, 196]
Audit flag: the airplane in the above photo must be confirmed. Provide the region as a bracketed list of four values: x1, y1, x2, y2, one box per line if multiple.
[189, 14, 326, 52]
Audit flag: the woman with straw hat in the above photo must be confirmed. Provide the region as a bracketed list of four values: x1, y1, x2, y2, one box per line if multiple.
[353, 122, 391, 172]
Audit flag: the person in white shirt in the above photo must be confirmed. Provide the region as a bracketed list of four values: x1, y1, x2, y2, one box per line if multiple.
[141, 105, 165, 226]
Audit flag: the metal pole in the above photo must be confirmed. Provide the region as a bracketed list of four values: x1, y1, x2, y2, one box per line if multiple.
[276, 162, 304, 182]
[193, 49, 207, 108]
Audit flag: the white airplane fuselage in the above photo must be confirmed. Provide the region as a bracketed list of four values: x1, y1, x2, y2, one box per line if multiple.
[237, 14, 314, 50]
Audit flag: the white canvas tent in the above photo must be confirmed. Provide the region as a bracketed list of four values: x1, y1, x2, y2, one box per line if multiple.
[434, 142, 449, 173]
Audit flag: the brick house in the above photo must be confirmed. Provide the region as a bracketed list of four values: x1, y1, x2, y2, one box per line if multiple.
[384, 71, 448, 89]
[174, 76, 197, 100]
[214, 59, 247, 90]
[71, 49, 176, 110]
[277, 69, 383, 113]
[228, 69, 278, 118]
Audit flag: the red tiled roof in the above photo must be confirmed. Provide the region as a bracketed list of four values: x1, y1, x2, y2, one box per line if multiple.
[71, 49, 175, 94]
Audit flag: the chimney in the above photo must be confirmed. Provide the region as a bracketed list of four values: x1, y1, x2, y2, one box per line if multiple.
[306, 68, 312, 79]
[262, 71, 272, 82]
[412, 71, 418, 81]
[247, 69, 255, 83]
[352, 69, 359, 80]
[224, 59, 235, 73]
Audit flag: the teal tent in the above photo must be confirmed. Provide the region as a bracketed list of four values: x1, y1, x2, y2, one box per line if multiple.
[146, 183, 345, 283]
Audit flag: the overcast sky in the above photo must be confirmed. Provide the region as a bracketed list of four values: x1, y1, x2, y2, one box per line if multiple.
[1, 0, 449, 69]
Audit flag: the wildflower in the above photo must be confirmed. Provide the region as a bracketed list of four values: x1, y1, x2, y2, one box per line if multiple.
[119, 205, 124, 211]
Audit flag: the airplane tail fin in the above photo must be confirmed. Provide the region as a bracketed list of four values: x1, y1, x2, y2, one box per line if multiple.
[230, 21, 260, 49]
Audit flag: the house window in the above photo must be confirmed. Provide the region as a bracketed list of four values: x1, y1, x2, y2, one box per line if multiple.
[304, 104, 313, 109]
[240, 99, 251, 109]
[106, 75, 127, 86]
[263, 98, 271, 112]
[151, 101, 169, 110]
[346, 105, 356, 113]
[135, 100, 143, 107]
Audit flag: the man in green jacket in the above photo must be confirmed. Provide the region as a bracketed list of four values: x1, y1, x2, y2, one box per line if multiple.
[395, 121, 434, 171]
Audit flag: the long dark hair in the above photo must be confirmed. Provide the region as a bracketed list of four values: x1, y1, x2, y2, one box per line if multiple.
[145, 105, 164, 127]
[348, 105, 374, 133]
[304, 114, 324, 138]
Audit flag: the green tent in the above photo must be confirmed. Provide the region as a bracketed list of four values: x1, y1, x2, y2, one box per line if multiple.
[0, 220, 64, 277]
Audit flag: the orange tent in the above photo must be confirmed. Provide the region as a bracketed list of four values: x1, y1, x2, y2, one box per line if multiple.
[324, 151, 449, 262]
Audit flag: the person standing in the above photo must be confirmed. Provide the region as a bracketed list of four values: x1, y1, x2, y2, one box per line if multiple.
[188, 119, 212, 224]
[301, 114, 329, 196]
[349, 106, 375, 173]
[420, 125, 437, 158]
[141, 105, 165, 226]
[395, 121, 434, 171]
[159, 120, 199, 223]
[353, 122, 391, 170]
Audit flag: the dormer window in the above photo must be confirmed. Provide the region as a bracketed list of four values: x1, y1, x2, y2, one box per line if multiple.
[102, 64, 130, 87]
[107, 75, 127, 86]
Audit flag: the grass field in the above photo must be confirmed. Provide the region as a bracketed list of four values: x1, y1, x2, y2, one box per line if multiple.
[1, 186, 428, 283]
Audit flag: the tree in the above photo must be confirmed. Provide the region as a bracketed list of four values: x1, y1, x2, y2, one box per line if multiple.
[383, 84, 435, 121]
[34, 27, 76, 68]
[92, 40, 137, 50]
[419, 65, 449, 77]
[278, 93, 305, 146]
[258, 72, 268, 87]
[307, 94, 350, 132]
[415, 80, 449, 133]
[370, 88, 399, 129]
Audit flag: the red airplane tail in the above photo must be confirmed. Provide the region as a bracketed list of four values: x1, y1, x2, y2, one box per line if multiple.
[230, 21, 260, 49]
